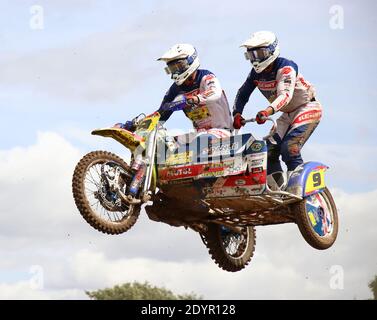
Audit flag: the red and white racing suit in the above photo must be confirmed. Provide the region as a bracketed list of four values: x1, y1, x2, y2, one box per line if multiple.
[233, 57, 322, 173]
[159, 69, 233, 132]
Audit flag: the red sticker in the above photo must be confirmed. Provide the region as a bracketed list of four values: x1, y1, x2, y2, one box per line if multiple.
[281, 67, 292, 75]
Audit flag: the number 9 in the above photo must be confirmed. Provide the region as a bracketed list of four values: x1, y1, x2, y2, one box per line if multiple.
[313, 172, 322, 187]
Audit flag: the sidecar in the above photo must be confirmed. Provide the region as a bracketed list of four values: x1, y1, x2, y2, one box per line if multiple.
[155, 130, 338, 250]
[156, 131, 268, 199]
[75, 107, 338, 273]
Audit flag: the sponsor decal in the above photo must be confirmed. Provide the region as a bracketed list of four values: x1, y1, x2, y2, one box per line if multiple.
[227, 167, 246, 176]
[204, 183, 266, 198]
[165, 151, 192, 166]
[161, 160, 237, 182]
[200, 160, 243, 178]
[185, 106, 210, 122]
[308, 211, 318, 227]
[246, 154, 265, 167]
[203, 89, 215, 98]
[248, 158, 264, 167]
[201, 171, 225, 178]
[293, 110, 322, 124]
[222, 172, 266, 187]
[281, 66, 293, 75]
[203, 74, 215, 81]
[251, 141, 263, 152]
[235, 179, 246, 186]
[205, 162, 226, 169]
[136, 113, 160, 133]
[115, 130, 144, 150]
[252, 167, 263, 174]
[257, 80, 277, 90]
[166, 167, 192, 178]
[163, 178, 194, 186]
[298, 76, 310, 89]
[275, 93, 289, 110]
[202, 142, 239, 156]
[160, 164, 202, 181]
[204, 161, 233, 171]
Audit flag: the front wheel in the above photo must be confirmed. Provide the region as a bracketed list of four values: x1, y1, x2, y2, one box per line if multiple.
[72, 151, 141, 235]
[294, 187, 338, 250]
[201, 224, 256, 272]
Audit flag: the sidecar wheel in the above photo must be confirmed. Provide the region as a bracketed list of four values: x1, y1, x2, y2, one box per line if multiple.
[201, 224, 256, 272]
[72, 151, 141, 235]
[294, 187, 338, 250]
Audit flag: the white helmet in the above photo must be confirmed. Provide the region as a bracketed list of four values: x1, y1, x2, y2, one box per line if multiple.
[240, 31, 280, 73]
[158, 44, 200, 86]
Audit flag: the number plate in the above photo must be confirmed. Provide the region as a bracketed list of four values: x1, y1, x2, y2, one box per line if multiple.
[305, 169, 326, 195]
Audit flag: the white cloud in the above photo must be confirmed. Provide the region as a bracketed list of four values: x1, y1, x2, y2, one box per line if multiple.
[0, 6, 189, 103]
[0, 132, 82, 236]
[303, 143, 377, 192]
[0, 133, 376, 300]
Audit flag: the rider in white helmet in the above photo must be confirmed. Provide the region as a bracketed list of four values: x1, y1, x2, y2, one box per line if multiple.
[233, 31, 322, 190]
[118, 44, 232, 133]
[156, 44, 233, 131]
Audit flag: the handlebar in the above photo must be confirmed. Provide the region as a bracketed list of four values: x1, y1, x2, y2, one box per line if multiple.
[241, 117, 277, 141]
[160, 97, 187, 113]
[125, 97, 189, 129]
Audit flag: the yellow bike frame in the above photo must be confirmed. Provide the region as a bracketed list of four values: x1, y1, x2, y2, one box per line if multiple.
[92, 112, 161, 192]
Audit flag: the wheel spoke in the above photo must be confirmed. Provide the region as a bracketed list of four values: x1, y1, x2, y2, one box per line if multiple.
[103, 207, 113, 222]
[222, 229, 247, 258]
[86, 172, 98, 186]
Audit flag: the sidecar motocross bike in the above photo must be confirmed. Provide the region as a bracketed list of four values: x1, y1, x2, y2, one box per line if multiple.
[72, 99, 338, 272]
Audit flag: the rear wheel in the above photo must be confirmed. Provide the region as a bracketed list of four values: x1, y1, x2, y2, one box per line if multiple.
[201, 224, 256, 272]
[294, 187, 338, 250]
[72, 151, 140, 235]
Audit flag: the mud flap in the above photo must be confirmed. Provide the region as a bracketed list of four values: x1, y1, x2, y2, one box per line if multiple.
[92, 128, 145, 151]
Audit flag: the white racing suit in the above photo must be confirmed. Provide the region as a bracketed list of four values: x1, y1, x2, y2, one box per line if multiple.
[233, 57, 322, 174]
[158, 69, 233, 131]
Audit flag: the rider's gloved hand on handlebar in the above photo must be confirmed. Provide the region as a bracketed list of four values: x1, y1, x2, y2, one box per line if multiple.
[233, 113, 245, 129]
[113, 121, 135, 132]
[186, 95, 200, 107]
[256, 110, 269, 125]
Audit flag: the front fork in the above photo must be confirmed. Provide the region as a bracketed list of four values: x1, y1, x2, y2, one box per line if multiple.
[129, 126, 158, 202]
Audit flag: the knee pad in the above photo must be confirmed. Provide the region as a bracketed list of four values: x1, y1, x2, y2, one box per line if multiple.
[281, 140, 300, 162]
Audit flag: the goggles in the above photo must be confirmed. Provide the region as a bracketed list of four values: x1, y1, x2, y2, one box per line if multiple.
[165, 59, 190, 75]
[245, 47, 272, 62]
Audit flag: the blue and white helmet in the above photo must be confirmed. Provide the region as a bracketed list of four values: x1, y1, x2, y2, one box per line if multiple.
[158, 44, 200, 86]
[241, 31, 280, 73]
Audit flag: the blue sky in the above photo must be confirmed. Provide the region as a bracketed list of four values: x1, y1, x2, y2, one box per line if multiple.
[1, 0, 376, 147]
[0, 0, 376, 299]
[1, 2, 376, 150]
